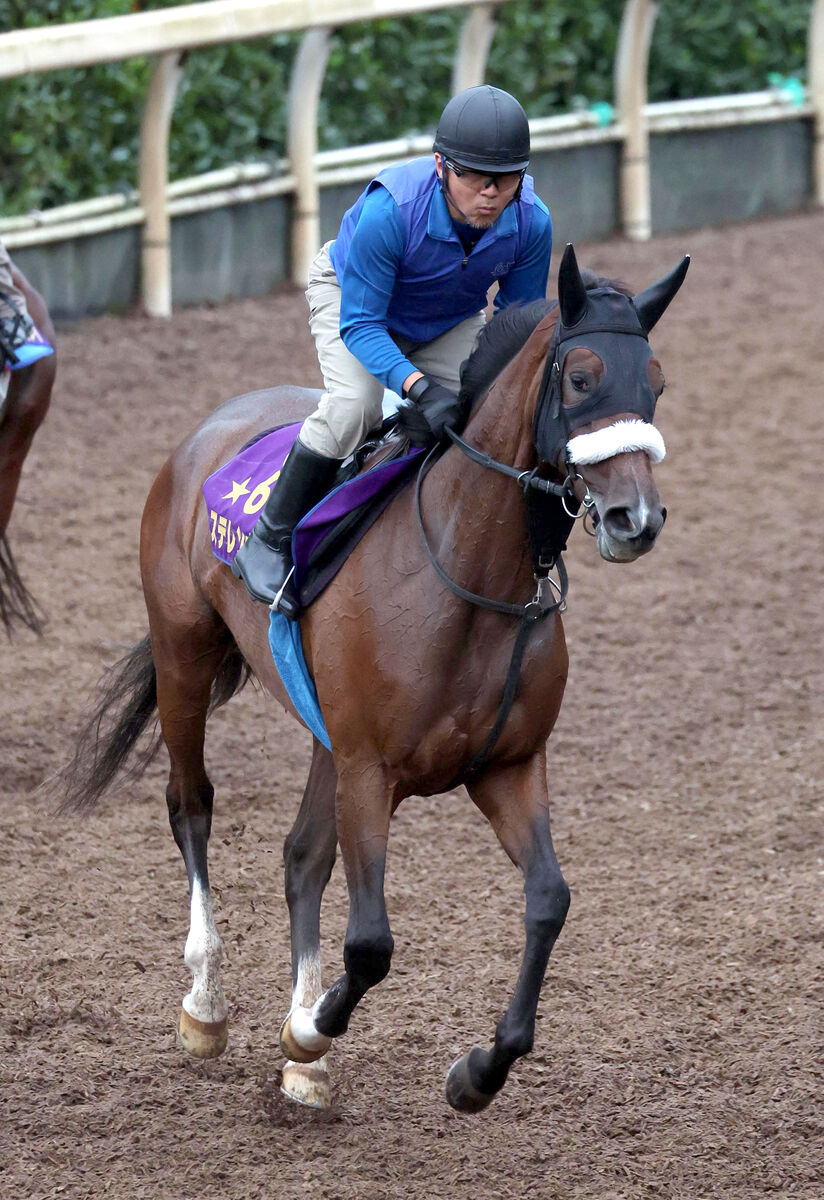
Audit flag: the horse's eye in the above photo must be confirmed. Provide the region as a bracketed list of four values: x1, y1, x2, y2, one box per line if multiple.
[570, 374, 589, 392]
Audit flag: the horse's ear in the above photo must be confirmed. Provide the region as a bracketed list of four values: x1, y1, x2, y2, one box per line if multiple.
[633, 255, 690, 334]
[558, 243, 588, 328]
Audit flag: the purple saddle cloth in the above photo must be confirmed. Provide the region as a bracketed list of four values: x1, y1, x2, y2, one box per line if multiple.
[203, 422, 422, 607]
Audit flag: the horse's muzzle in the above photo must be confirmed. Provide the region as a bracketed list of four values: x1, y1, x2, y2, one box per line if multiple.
[597, 502, 667, 561]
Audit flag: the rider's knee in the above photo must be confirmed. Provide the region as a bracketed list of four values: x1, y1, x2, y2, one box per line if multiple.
[301, 384, 385, 460]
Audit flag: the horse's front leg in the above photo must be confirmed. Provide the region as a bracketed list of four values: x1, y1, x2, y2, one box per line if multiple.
[450, 752, 570, 1112]
[280, 762, 393, 1061]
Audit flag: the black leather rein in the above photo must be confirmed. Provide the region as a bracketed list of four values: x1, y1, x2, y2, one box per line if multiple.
[413, 430, 573, 785]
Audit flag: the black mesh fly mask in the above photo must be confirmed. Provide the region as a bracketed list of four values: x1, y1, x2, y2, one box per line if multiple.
[533, 287, 659, 468]
[531, 244, 690, 473]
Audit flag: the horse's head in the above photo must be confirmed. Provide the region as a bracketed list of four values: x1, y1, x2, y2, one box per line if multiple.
[535, 244, 689, 563]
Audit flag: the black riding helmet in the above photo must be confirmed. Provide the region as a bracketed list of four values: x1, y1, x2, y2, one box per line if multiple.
[433, 85, 530, 173]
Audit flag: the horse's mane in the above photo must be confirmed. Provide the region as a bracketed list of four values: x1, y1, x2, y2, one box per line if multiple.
[459, 269, 633, 404]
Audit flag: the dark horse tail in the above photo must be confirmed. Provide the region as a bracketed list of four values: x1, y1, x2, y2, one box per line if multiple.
[0, 534, 45, 636]
[60, 633, 251, 813]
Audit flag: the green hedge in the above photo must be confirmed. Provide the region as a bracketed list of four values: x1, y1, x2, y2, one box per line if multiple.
[0, 0, 813, 215]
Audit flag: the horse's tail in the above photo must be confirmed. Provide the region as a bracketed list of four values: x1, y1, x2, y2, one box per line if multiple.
[59, 633, 251, 813]
[0, 535, 45, 637]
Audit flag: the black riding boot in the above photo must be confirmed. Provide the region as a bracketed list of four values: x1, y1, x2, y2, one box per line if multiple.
[232, 438, 339, 615]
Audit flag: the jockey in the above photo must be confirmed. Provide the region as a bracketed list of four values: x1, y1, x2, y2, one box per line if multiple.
[0, 239, 54, 372]
[233, 84, 553, 615]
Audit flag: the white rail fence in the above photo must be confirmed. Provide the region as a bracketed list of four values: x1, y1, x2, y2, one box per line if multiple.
[1, 0, 822, 316]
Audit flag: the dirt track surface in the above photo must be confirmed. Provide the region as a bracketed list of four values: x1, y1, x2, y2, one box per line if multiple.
[1, 211, 822, 1200]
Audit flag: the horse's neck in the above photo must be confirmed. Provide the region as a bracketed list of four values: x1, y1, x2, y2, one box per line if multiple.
[423, 329, 549, 599]
[463, 314, 554, 468]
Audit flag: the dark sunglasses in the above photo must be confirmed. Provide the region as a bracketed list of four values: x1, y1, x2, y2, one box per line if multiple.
[444, 160, 526, 192]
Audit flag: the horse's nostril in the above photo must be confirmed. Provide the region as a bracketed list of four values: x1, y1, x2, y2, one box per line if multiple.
[602, 505, 664, 543]
[603, 507, 636, 537]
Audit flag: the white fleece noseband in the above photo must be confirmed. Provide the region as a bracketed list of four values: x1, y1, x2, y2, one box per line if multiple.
[566, 419, 666, 466]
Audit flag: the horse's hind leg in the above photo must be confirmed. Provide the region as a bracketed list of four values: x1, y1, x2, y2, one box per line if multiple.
[279, 739, 338, 1108]
[149, 595, 235, 1059]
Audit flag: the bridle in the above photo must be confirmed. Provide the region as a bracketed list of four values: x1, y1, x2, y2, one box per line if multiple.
[413, 292, 655, 782]
[414, 431, 581, 620]
[413, 301, 635, 622]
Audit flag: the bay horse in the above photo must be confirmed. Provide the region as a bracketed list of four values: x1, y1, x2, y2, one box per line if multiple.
[62, 245, 688, 1112]
[0, 262, 56, 635]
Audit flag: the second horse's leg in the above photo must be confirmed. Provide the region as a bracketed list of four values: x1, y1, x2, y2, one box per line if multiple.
[280, 764, 393, 1060]
[279, 739, 338, 1108]
[0, 355, 55, 539]
[449, 752, 570, 1111]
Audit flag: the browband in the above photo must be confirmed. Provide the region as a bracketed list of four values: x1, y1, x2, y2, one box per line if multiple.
[557, 322, 649, 344]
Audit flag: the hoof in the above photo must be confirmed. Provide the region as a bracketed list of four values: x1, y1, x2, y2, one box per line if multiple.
[281, 1061, 332, 1109]
[445, 1051, 495, 1113]
[178, 1007, 228, 1059]
[279, 1010, 332, 1065]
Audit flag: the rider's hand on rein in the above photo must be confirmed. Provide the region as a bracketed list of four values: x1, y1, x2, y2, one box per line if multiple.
[400, 375, 465, 446]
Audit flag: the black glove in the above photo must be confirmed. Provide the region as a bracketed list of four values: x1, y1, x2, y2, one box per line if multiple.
[397, 375, 464, 447]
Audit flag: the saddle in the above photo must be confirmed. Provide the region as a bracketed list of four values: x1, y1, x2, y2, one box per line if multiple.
[203, 420, 422, 609]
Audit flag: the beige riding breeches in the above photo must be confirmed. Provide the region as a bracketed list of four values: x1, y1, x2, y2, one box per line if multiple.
[299, 241, 486, 459]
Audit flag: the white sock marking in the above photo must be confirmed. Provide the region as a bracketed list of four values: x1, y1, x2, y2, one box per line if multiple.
[292, 951, 323, 1012]
[285, 953, 331, 1061]
[182, 877, 227, 1024]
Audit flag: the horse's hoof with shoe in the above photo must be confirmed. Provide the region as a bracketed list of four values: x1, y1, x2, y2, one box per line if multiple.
[279, 1008, 332, 1064]
[178, 1007, 229, 1059]
[445, 1050, 497, 1113]
[281, 1060, 332, 1109]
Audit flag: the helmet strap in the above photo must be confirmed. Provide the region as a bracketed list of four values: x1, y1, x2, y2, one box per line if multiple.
[438, 161, 475, 226]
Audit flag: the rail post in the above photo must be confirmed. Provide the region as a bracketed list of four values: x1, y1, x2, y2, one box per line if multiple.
[615, 0, 658, 241]
[139, 51, 184, 316]
[809, 0, 824, 205]
[452, 3, 497, 94]
[288, 26, 333, 286]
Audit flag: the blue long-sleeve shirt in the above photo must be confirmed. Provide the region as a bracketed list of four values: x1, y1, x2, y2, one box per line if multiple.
[330, 161, 552, 397]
